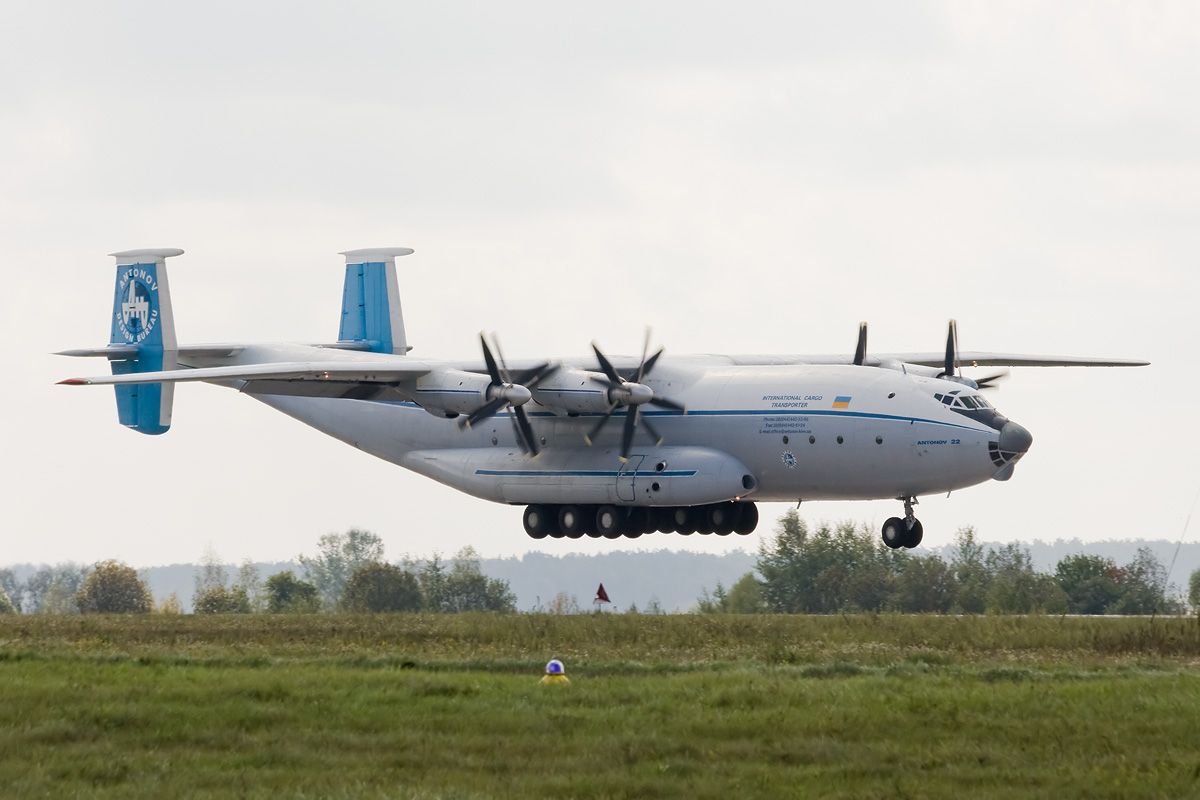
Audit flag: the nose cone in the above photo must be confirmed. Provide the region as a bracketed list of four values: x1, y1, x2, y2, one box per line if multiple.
[998, 421, 1033, 455]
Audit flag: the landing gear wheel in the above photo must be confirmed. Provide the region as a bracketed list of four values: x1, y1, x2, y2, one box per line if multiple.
[734, 502, 759, 535]
[627, 508, 653, 536]
[903, 519, 924, 549]
[707, 504, 738, 536]
[882, 517, 906, 549]
[523, 505, 554, 539]
[559, 505, 589, 538]
[673, 508, 695, 535]
[691, 506, 713, 535]
[596, 505, 624, 538]
[654, 508, 676, 534]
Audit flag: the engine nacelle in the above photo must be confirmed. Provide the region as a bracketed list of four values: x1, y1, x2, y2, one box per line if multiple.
[411, 369, 494, 416]
[530, 368, 613, 414]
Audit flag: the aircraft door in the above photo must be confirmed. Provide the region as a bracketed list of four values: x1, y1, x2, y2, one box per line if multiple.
[616, 456, 645, 502]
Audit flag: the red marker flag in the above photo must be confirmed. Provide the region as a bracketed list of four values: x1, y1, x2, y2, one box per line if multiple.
[595, 583, 610, 604]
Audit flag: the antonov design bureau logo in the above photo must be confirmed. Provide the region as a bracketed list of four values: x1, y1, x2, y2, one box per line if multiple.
[115, 267, 158, 344]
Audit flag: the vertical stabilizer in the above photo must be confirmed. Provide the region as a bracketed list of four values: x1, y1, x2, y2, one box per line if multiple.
[338, 247, 413, 355]
[109, 248, 182, 434]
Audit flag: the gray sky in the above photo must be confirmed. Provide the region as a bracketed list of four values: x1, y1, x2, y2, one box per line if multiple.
[3, 2, 1197, 566]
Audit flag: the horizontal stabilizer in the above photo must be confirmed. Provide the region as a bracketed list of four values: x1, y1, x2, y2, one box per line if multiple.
[58, 359, 433, 387]
[56, 344, 244, 360]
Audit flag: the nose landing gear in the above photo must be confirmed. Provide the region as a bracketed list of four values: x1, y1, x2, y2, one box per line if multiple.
[882, 496, 923, 549]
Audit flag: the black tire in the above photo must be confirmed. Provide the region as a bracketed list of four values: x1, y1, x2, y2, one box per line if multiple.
[654, 508, 676, 534]
[690, 506, 712, 535]
[523, 505, 554, 539]
[559, 505, 588, 537]
[627, 508, 653, 535]
[734, 502, 759, 535]
[596, 505, 623, 537]
[903, 519, 924, 549]
[882, 517, 905, 549]
[707, 504, 738, 535]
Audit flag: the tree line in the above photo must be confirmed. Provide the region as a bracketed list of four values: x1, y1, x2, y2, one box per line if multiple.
[697, 510, 1191, 615]
[4, 516, 1197, 616]
[0, 530, 515, 615]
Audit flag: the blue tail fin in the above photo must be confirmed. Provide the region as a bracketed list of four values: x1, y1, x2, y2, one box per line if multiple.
[109, 248, 181, 435]
[337, 247, 412, 355]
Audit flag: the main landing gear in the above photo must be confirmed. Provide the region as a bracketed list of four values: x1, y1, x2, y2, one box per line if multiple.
[522, 502, 760, 540]
[881, 496, 923, 549]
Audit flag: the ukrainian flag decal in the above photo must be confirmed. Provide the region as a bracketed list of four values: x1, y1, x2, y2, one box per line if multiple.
[832, 395, 852, 409]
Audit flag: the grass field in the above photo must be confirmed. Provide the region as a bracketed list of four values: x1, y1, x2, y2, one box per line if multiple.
[4, 614, 1200, 798]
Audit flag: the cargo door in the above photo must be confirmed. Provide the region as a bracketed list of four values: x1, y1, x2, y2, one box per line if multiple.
[616, 456, 645, 502]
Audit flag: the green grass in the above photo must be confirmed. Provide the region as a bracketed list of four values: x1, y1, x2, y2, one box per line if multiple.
[3, 614, 1200, 798]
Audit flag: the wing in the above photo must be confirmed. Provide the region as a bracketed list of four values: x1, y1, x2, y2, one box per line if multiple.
[727, 352, 1149, 368]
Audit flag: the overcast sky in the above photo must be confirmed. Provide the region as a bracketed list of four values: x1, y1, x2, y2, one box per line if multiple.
[3, 2, 1197, 567]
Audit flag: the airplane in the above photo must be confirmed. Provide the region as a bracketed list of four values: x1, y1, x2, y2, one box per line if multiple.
[58, 247, 1147, 548]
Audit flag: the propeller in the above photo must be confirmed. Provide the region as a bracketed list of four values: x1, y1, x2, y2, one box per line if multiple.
[940, 319, 960, 379]
[584, 329, 686, 462]
[974, 370, 1010, 390]
[852, 322, 868, 366]
[459, 333, 558, 456]
[937, 319, 1008, 391]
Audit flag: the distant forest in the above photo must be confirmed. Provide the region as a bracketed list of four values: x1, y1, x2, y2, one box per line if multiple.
[4, 518, 1200, 614]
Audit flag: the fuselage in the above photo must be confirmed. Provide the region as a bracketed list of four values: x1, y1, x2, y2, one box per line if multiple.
[249, 359, 1025, 506]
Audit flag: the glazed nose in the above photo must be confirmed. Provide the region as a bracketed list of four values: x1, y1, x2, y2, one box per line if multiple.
[998, 421, 1033, 454]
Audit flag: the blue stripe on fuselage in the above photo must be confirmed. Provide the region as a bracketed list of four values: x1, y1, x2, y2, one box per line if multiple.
[374, 400, 986, 434]
[474, 469, 698, 477]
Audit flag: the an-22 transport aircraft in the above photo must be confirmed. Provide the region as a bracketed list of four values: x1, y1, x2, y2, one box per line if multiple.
[59, 248, 1147, 548]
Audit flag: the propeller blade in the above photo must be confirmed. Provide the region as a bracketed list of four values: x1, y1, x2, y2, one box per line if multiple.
[583, 407, 616, 445]
[459, 396, 507, 429]
[480, 333, 503, 385]
[853, 322, 868, 366]
[620, 406, 638, 461]
[512, 405, 540, 456]
[591, 342, 623, 385]
[640, 414, 664, 446]
[641, 346, 665, 377]
[492, 334, 514, 385]
[975, 369, 1010, 390]
[943, 319, 959, 377]
[648, 396, 685, 413]
[518, 361, 558, 389]
[635, 328, 651, 382]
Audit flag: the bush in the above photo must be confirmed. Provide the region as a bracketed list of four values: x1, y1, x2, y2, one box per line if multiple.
[342, 563, 422, 613]
[0, 587, 16, 614]
[419, 549, 517, 613]
[265, 571, 320, 613]
[193, 586, 252, 614]
[157, 593, 183, 615]
[76, 560, 152, 614]
[1055, 554, 1122, 614]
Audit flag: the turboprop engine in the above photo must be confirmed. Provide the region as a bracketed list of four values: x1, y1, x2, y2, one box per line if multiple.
[412, 369, 523, 418]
